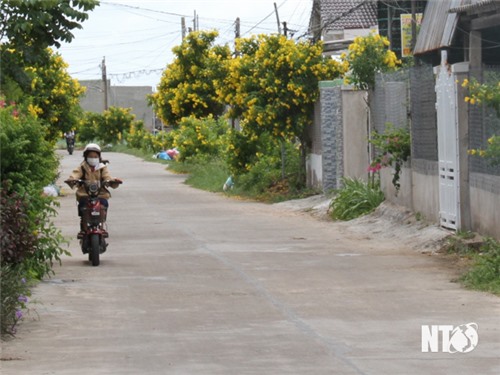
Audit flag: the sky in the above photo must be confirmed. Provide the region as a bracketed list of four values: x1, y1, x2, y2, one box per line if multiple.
[57, 0, 314, 89]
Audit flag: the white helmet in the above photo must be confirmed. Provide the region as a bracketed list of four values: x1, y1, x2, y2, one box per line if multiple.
[83, 143, 101, 157]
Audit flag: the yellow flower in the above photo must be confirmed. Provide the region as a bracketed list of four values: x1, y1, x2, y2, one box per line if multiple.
[488, 136, 494, 145]
[468, 149, 477, 156]
[469, 98, 476, 105]
[461, 79, 469, 88]
[465, 96, 470, 103]
[479, 150, 486, 157]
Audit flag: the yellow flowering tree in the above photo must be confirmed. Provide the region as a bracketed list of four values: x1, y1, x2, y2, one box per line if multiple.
[149, 30, 231, 125]
[26, 48, 85, 140]
[463, 78, 500, 165]
[171, 116, 228, 161]
[1, 46, 85, 141]
[0, 0, 98, 141]
[218, 34, 345, 180]
[342, 33, 401, 90]
[221, 34, 343, 140]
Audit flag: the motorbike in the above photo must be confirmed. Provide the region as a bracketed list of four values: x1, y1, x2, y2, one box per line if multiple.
[66, 137, 75, 155]
[64, 179, 122, 266]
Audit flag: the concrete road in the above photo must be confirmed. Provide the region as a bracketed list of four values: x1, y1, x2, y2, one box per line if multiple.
[2, 151, 500, 375]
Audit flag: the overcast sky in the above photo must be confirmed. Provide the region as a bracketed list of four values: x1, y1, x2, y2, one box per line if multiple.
[56, 0, 314, 89]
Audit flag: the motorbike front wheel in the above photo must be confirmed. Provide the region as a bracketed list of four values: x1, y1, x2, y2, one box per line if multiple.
[90, 234, 100, 266]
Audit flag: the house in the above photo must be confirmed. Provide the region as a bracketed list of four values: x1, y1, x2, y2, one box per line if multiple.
[414, 0, 500, 66]
[309, 0, 378, 55]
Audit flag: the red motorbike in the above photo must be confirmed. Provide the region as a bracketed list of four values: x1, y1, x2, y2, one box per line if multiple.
[65, 179, 122, 266]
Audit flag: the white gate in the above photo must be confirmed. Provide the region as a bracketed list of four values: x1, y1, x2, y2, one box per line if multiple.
[435, 51, 460, 230]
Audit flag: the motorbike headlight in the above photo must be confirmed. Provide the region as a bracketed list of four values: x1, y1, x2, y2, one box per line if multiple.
[88, 182, 99, 194]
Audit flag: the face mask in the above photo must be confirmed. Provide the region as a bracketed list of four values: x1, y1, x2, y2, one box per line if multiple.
[87, 157, 99, 167]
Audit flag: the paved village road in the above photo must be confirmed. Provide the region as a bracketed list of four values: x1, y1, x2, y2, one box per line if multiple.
[2, 151, 500, 375]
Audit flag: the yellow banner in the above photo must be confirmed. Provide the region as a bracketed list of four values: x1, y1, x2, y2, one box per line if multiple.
[400, 13, 423, 57]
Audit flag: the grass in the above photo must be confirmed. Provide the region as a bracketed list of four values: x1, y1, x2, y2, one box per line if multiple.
[460, 238, 500, 295]
[329, 177, 385, 220]
[445, 234, 500, 296]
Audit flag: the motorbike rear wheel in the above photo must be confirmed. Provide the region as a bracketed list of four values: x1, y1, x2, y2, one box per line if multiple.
[90, 234, 100, 266]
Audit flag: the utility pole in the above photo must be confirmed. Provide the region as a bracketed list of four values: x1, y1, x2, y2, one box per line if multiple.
[101, 56, 108, 111]
[274, 2, 281, 34]
[193, 10, 198, 31]
[387, 5, 393, 50]
[181, 17, 186, 39]
[410, 0, 417, 52]
[283, 21, 288, 37]
[235, 17, 240, 39]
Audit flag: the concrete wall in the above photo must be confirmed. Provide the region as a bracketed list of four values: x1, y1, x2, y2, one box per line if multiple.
[79, 79, 108, 113]
[307, 82, 369, 191]
[306, 153, 322, 190]
[380, 165, 413, 210]
[411, 160, 440, 223]
[79, 80, 154, 131]
[342, 88, 369, 181]
[470, 173, 500, 239]
[110, 86, 154, 129]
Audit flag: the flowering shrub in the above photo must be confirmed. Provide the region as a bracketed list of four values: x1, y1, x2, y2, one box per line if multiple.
[78, 107, 142, 146]
[342, 33, 401, 90]
[463, 78, 500, 165]
[1, 102, 67, 335]
[126, 123, 174, 153]
[172, 116, 228, 161]
[1, 265, 31, 335]
[369, 124, 411, 193]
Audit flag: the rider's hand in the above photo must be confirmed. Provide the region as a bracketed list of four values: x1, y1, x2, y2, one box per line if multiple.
[64, 179, 76, 188]
[114, 178, 123, 184]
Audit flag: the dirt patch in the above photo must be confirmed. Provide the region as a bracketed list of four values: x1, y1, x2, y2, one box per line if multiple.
[274, 196, 452, 254]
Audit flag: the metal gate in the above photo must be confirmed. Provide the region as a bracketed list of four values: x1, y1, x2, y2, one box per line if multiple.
[435, 52, 460, 230]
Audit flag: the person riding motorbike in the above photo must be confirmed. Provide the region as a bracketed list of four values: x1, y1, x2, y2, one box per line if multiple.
[66, 143, 122, 237]
[64, 131, 75, 148]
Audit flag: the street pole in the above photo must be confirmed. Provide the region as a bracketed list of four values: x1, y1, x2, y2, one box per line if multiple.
[181, 17, 186, 39]
[411, 0, 417, 52]
[101, 56, 108, 111]
[274, 2, 281, 34]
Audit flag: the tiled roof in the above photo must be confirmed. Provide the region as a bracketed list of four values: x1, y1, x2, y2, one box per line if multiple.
[318, 0, 378, 31]
[449, 0, 500, 14]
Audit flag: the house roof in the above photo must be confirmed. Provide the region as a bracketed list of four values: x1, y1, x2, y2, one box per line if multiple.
[413, 0, 465, 55]
[449, 0, 500, 14]
[313, 0, 378, 32]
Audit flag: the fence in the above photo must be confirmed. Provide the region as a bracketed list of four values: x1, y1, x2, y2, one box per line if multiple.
[311, 63, 500, 239]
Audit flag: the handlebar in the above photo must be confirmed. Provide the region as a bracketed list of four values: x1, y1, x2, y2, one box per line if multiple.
[64, 179, 123, 188]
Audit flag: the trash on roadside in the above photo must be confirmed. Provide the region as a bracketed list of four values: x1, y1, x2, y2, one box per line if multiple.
[166, 148, 179, 160]
[42, 184, 60, 197]
[154, 151, 172, 160]
[223, 176, 234, 191]
[153, 148, 179, 161]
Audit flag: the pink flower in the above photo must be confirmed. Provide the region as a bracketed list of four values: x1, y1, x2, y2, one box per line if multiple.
[367, 163, 382, 173]
[0, 100, 5, 108]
